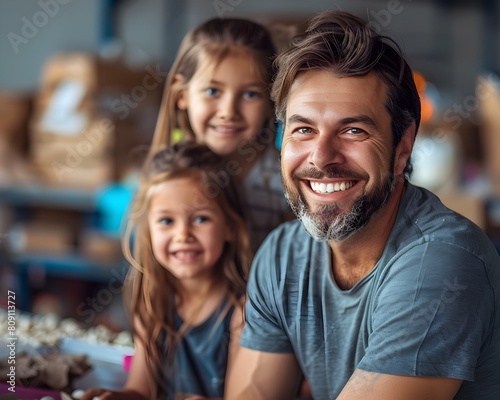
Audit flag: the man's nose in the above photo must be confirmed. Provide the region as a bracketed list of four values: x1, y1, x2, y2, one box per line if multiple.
[307, 133, 346, 170]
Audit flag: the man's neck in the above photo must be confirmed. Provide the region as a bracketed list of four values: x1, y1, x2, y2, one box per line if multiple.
[329, 180, 406, 290]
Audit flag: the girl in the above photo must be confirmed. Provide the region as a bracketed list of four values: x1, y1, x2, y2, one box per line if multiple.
[151, 17, 292, 253]
[82, 142, 250, 400]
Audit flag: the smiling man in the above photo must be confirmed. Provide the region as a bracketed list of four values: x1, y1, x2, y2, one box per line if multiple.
[225, 10, 500, 400]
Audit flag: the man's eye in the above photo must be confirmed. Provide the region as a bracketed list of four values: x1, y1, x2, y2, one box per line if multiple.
[347, 128, 364, 135]
[296, 127, 312, 134]
[205, 88, 219, 96]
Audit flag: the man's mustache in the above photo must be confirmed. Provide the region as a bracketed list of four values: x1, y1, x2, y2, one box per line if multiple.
[293, 166, 368, 181]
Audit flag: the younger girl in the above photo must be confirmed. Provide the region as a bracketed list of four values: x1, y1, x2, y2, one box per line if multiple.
[82, 142, 250, 400]
[151, 17, 292, 253]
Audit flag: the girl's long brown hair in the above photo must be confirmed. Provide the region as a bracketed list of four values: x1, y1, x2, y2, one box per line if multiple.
[150, 17, 277, 155]
[122, 142, 250, 394]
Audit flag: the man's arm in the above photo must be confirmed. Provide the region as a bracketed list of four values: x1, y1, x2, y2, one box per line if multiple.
[225, 347, 302, 400]
[337, 369, 462, 400]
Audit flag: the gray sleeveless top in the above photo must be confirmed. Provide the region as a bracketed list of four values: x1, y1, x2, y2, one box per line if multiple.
[164, 302, 234, 399]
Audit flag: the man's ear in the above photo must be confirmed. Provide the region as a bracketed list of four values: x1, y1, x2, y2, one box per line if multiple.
[394, 122, 417, 177]
[174, 74, 188, 110]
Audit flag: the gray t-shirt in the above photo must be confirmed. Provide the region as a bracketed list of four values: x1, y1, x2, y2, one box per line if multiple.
[241, 183, 500, 399]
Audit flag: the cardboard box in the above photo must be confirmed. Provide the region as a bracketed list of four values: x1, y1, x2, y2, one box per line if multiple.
[30, 116, 117, 188]
[32, 159, 114, 190]
[29, 117, 146, 186]
[30, 117, 115, 165]
[0, 136, 38, 186]
[39, 52, 147, 95]
[29, 52, 162, 187]
[34, 53, 144, 113]
[477, 75, 500, 194]
[8, 222, 74, 255]
[80, 230, 122, 263]
[0, 91, 32, 155]
[438, 191, 486, 230]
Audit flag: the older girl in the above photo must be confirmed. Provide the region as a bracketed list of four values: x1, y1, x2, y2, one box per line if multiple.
[151, 17, 292, 253]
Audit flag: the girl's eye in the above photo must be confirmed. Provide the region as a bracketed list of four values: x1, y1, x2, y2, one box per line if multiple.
[243, 90, 261, 100]
[205, 88, 219, 96]
[159, 218, 173, 225]
[194, 216, 209, 224]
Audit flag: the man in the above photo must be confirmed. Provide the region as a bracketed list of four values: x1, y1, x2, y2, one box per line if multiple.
[225, 10, 500, 400]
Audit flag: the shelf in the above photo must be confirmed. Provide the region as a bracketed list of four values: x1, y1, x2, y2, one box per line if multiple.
[0, 184, 97, 211]
[11, 252, 129, 311]
[14, 252, 127, 283]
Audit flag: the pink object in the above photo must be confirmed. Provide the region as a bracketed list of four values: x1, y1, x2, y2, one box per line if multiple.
[123, 354, 133, 372]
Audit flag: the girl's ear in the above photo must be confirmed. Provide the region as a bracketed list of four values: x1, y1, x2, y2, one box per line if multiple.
[174, 74, 188, 110]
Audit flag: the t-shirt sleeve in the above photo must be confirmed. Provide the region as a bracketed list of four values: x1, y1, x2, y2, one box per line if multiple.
[358, 242, 494, 381]
[240, 231, 294, 353]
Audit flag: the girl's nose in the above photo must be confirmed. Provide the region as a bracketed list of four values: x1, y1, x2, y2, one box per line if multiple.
[217, 93, 239, 120]
[174, 223, 193, 242]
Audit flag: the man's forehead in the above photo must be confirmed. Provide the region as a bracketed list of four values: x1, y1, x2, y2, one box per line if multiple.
[284, 70, 390, 125]
[287, 71, 387, 107]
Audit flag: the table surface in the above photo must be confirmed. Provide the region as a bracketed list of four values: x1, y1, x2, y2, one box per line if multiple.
[60, 338, 132, 391]
[0, 337, 133, 396]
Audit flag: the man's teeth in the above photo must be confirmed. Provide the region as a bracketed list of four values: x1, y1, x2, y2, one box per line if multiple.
[310, 181, 354, 194]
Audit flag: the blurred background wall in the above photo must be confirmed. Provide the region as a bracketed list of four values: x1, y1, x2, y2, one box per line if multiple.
[1, 0, 499, 96]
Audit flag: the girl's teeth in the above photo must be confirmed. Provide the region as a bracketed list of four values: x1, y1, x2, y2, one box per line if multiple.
[311, 181, 353, 194]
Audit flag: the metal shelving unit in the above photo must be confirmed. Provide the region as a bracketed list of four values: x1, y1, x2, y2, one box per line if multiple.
[0, 184, 128, 312]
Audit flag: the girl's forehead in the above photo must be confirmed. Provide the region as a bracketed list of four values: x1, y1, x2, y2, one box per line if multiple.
[149, 174, 224, 208]
[151, 174, 202, 193]
[194, 47, 265, 82]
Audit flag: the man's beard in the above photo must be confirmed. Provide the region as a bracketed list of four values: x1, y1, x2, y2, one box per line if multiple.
[283, 165, 396, 242]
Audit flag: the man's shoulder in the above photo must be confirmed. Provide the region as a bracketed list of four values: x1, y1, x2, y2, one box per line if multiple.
[380, 184, 500, 298]
[397, 183, 497, 257]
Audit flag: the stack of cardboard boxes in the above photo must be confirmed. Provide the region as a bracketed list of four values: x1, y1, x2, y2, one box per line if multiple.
[437, 74, 500, 234]
[478, 74, 500, 240]
[0, 53, 164, 318]
[478, 74, 500, 196]
[0, 92, 31, 156]
[0, 92, 35, 185]
[29, 52, 162, 189]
